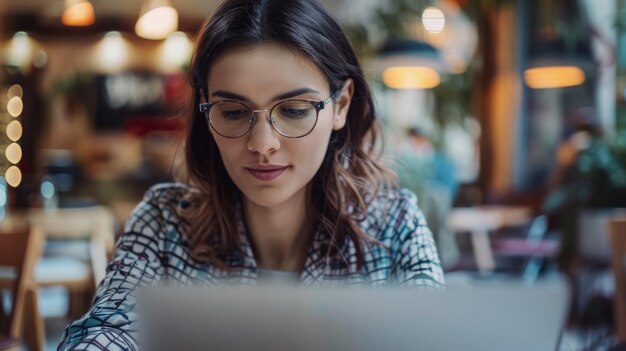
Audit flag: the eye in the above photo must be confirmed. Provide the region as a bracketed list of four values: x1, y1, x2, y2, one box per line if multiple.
[213, 102, 250, 120]
[276, 101, 314, 119]
[281, 108, 309, 118]
[220, 109, 249, 120]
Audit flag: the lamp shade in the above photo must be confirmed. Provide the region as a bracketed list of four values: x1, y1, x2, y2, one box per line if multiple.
[62, 0, 95, 27]
[135, 0, 178, 40]
[524, 66, 585, 89]
[523, 39, 593, 89]
[383, 66, 440, 89]
[374, 38, 445, 89]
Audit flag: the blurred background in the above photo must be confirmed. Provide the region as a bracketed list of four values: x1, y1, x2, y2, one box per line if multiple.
[0, 0, 625, 349]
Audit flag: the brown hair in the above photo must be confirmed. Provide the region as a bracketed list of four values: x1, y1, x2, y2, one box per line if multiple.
[180, 0, 395, 271]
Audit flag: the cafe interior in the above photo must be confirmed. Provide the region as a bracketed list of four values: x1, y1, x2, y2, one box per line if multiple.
[0, 0, 625, 349]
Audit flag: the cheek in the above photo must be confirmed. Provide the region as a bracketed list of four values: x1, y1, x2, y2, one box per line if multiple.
[294, 119, 333, 173]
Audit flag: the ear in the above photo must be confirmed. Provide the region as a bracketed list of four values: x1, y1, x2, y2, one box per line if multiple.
[332, 79, 354, 131]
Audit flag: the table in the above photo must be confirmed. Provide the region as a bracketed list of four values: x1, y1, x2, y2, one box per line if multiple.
[448, 205, 531, 274]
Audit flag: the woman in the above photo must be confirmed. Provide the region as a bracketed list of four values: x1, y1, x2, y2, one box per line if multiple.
[59, 0, 444, 349]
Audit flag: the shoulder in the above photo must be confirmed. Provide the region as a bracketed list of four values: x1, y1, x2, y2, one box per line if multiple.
[361, 187, 424, 242]
[125, 182, 197, 232]
[141, 182, 195, 207]
[134, 182, 198, 215]
[116, 182, 201, 264]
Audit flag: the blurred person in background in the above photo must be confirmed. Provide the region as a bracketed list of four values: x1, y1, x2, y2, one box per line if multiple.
[58, 0, 444, 349]
[546, 107, 603, 193]
[543, 107, 626, 265]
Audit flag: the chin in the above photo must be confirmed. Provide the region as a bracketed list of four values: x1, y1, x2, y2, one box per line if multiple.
[240, 186, 301, 209]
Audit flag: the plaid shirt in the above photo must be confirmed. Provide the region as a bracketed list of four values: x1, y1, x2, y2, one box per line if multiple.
[58, 183, 444, 350]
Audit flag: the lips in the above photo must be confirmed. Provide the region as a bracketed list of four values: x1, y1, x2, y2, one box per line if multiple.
[245, 165, 289, 181]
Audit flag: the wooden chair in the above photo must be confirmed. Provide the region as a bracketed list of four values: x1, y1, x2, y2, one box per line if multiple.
[610, 218, 626, 342]
[0, 226, 44, 351]
[27, 206, 116, 318]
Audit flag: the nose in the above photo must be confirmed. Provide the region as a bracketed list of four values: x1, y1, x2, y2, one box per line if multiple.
[246, 111, 280, 154]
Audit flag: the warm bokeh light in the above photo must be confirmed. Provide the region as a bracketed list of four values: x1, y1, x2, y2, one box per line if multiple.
[161, 31, 192, 69]
[62, 0, 96, 27]
[523, 66, 586, 89]
[383, 66, 441, 89]
[135, 0, 178, 40]
[7, 84, 23, 99]
[422, 7, 446, 33]
[7, 96, 23, 117]
[6, 121, 23, 142]
[5, 143, 22, 164]
[5, 166, 22, 188]
[7, 32, 33, 68]
[98, 31, 128, 70]
[33, 50, 48, 68]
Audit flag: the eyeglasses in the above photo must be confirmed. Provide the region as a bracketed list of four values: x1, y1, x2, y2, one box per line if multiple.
[198, 94, 335, 138]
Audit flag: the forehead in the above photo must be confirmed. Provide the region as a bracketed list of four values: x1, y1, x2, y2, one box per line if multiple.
[207, 43, 329, 101]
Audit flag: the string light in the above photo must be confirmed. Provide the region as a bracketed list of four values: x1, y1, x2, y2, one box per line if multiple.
[7, 84, 23, 99]
[5, 166, 22, 188]
[7, 96, 23, 117]
[5, 143, 22, 164]
[6, 121, 23, 142]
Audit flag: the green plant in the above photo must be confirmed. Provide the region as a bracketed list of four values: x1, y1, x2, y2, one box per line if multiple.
[544, 132, 626, 212]
[48, 71, 95, 121]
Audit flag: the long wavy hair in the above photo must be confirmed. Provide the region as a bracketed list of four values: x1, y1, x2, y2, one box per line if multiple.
[182, 0, 395, 271]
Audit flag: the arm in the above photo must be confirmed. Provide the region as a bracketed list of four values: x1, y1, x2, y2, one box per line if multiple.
[391, 190, 445, 289]
[58, 197, 166, 351]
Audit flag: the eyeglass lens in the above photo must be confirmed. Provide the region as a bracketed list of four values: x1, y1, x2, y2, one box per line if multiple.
[209, 100, 318, 137]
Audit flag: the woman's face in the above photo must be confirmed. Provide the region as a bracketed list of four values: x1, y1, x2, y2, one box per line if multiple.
[206, 43, 352, 209]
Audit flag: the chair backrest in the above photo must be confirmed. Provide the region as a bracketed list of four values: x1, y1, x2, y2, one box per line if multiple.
[0, 226, 42, 339]
[28, 206, 116, 252]
[610, 218, 626, 342]
[28, 206, 116, 287]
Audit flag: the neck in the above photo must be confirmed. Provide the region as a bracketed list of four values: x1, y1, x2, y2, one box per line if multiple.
[243, 189, 311, 272]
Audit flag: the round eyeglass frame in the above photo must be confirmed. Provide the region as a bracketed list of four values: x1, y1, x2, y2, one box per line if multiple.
[198, 94, 335, 139]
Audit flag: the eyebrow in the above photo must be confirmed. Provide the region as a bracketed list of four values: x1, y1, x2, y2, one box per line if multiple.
[210, 87, 321, 102]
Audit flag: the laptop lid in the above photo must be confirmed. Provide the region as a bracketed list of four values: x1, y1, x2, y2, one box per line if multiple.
[139, 279, 569, 351]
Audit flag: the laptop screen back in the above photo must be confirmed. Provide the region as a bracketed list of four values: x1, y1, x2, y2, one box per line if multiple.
[139, 280, 569, 351]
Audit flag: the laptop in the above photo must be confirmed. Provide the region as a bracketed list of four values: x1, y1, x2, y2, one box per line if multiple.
[138, 279, 569, 351]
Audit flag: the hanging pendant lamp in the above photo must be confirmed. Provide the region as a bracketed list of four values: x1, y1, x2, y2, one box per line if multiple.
[375, 38, 445, 89]
[523, 39, 592, 89]
[62, 0, 95, 27]
[135, 0, 179, 40]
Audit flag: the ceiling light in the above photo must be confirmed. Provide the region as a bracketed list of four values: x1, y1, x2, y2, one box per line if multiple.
[62, 0, 95, 27]
[422, 7, 446, 33]
[135, 0, 179, 40]
[383, 66, 441, 89]
[374, 38, 445, 89]
[524, 66, 586, 89]
[524, 39, 591, 89]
